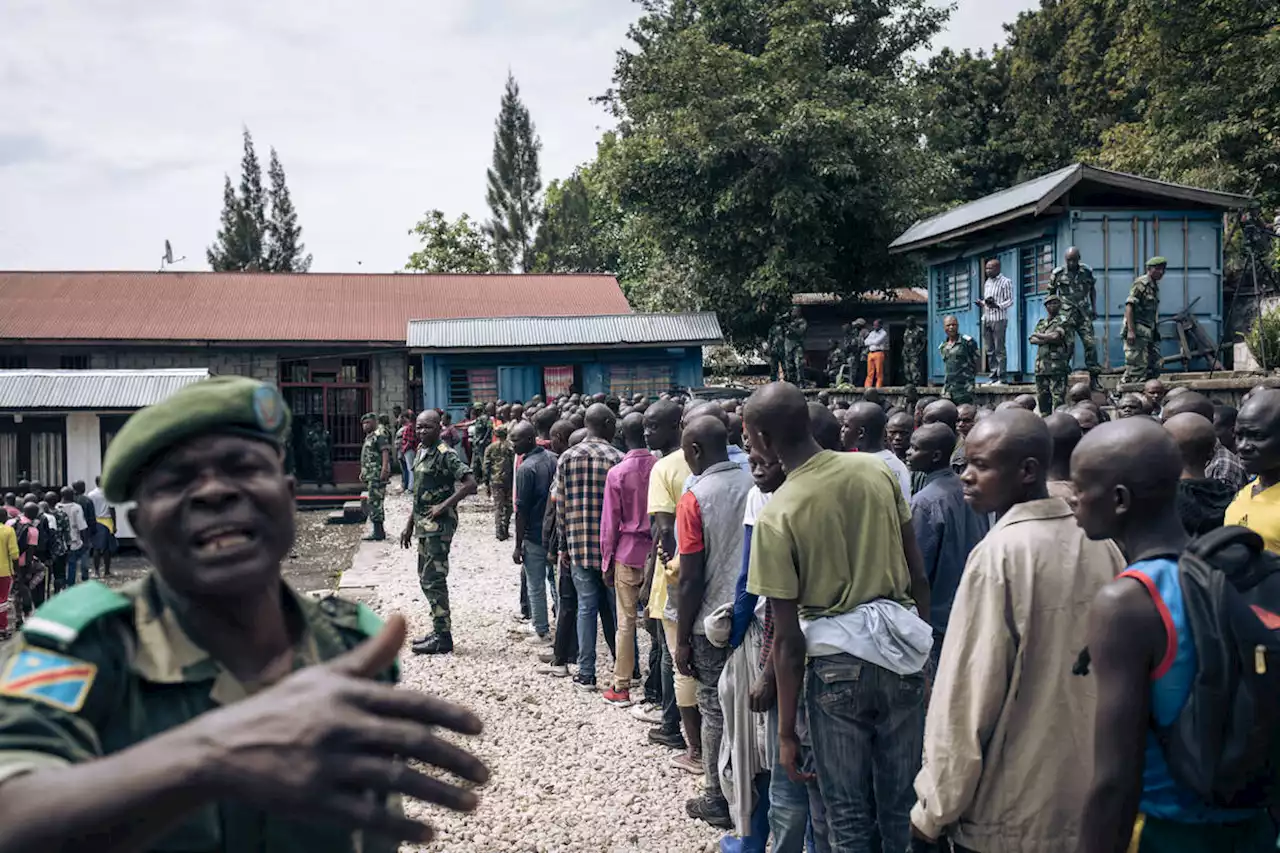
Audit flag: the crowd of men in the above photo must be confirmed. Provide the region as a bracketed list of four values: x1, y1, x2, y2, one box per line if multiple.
[389, 372, 1280, 853]
[0, 477, 116, 638]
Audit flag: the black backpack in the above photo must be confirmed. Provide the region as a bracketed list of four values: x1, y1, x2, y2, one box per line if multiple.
[1162, 526, 1280, 808]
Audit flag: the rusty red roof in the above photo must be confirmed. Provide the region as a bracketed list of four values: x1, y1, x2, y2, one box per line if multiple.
[0, 271, 631, 343]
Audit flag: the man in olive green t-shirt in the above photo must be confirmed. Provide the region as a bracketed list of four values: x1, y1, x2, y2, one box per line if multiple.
[743, 382, 930, 853]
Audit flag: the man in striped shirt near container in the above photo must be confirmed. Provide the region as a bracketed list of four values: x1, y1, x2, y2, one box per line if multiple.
[975, 258, 1014, 385]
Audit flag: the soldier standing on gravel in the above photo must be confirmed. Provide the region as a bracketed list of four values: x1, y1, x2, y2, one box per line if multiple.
[360, 413, 390, 542]
[401, 410, 478, 656]
[483, 424, 515, 541]
[0, 376, 489, 852]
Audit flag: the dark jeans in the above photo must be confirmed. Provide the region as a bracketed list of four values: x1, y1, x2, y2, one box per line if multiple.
[643, 618, 662, 704]
[571, 565, 617, 681]
[691, 634, 730, 802]
[806, 654, 925, 853]
[983, 319, 1007, 379]
[657, 620, 681, 734]
[552, 562, 578, 667]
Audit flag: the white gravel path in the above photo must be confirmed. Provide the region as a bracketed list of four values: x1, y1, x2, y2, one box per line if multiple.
[358, 491, 722, 853]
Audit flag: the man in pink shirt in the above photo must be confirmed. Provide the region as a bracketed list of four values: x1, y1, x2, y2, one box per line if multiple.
[599, 412, 659, 706]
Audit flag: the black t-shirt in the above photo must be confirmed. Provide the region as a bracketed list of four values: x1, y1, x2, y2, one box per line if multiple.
[515, 446, 557, 547]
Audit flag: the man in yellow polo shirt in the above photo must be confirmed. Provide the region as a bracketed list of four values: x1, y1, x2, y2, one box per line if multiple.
[1225, 388, 1280, 551]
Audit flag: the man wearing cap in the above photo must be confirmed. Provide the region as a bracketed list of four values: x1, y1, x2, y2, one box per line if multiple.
[360, 413, 391, 541]
[1030, 293, 1072, 414]
[1047, 247, 1102, 389]
[0, 376, 489, 852]
[483, 424, 515, 540]
[1124, 257, 1166, 384]
[401, 410, 478, 656]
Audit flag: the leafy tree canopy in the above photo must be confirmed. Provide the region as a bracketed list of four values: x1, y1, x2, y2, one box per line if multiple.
[406, 210, 495, 274]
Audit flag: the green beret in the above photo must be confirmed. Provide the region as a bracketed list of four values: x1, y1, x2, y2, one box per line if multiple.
[102, 376, 291, 503]
[1146, 256, 1168, 268]
[361, 412, 377, 422]
[495, 425, 509, 436]
[1044, 294, 1062, 304]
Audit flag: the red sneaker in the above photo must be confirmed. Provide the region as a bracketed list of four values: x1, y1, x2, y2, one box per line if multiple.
[601, 687, 633, 707]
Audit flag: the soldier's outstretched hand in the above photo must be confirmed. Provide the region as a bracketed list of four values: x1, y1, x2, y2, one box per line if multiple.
[179, 614, 488, 843]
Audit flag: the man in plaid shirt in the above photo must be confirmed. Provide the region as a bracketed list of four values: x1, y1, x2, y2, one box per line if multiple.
[555, 403, 624, 691]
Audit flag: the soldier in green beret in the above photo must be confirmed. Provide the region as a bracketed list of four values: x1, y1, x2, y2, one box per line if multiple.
[401, 410, 478, 656]
[0, 376, 488, 852]
[360, 413, 391, 541]
[939, 314, 980, 405]
[1047, 247, 1102, 388]
[1030, 294, 1072, 414]
[1124, 257, 1167, 384]
[483, 424, 515, 541]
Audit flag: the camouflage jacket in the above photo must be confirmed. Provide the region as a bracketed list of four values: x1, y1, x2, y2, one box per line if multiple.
[360, 429, 390, 483]
[412, 442, 472, 535]
[483, 440, 515, 487]
[1047, 265, 1096, 310]
[784, 317, 808, 351]
[939, 335, 980, 381]
[1033, 314, 1071, 374]
[1126, 274, 1160, 331]
[902, 325, 926, 356]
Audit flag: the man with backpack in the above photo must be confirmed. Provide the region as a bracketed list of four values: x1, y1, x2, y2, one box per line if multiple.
[1074, 417, 1276, 853]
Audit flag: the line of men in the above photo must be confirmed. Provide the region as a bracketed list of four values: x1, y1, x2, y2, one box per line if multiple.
[940, 252, 1170, 408]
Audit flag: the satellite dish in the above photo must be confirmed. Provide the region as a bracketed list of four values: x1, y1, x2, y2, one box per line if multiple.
[159, 240, 187, 271]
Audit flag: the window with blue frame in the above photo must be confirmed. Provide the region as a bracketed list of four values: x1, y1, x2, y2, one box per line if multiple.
[936, 261, 971, 311]
[1020, 241, 1055, 296]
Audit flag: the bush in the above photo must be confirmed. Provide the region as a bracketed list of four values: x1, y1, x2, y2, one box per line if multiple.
[1242, 305, 1280, 370]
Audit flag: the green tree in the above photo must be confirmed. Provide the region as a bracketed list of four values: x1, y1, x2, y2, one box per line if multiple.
[601, 0, 947, 342]
[264, 148, 312, 272]
[406, 210, 495, 273]
[484, 73, 543, 272]
[236, 129, 267, 269]
[532, 134, 626, 275]
[207, 175, 252, 271]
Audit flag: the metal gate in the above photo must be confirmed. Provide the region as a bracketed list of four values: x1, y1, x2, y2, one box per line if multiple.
[281, 385, 371, 485]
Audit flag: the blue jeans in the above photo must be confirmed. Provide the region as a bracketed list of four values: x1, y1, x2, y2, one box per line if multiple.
[571, 564, 616, 681]
[805, 654, 925, 853]
[402, 452, 415, 491]
[64, 547, 87, 587]
[522, 542, 550, 636]
[768, 704, 830, 853]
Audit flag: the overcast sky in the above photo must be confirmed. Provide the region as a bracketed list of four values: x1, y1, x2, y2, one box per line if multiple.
[0, 0, 1035, 273]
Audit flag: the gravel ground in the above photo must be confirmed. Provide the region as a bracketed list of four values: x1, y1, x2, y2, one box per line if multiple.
[362, 491, 723, 853]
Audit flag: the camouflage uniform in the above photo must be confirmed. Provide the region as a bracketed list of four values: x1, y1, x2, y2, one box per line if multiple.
[359, 423, 390, 525]
[304, 419, 333, 484]
[825, 341, 845, 387]
[767, 322, 787, 381]
[902, 321, 926, 388]
[1047, 263, 1101, 381]
[841, 324, 865, 387]
[412, 441, 472, 634]
[470, 411, 492, 463]
[1032, 307, 1072, 415]
[939, 335, 980, 405]
[483, 434, 515, 540]
[1124, 272, 1162, 383]
[784, 314, 809, 385]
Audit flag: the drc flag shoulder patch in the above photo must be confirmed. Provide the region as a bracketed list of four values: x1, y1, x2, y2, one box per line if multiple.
[0, 646, 97, 712]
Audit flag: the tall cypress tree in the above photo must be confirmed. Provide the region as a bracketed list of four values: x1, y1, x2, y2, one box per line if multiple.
[264, 148, 312, 272]
[207, 175, 254, 271]
[483, 73, 543, 272]
[237, 129, 266, 270]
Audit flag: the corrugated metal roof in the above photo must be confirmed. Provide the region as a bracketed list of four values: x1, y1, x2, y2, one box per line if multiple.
[407, 313, 723, 350]
[0, 272, 631, 343]
[890, 164, 1251, 253]
[0, 369, 210, 409]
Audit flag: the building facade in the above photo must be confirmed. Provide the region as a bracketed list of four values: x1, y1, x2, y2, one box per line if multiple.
[890, 164, 1250, 383]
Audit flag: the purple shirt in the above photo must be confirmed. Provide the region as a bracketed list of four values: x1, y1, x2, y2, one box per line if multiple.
[600, 448, 658, 570]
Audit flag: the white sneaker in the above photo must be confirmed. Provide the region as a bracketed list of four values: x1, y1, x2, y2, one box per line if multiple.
[527, 633, 553, 647]
[630, 703, 663, 724]
[538, 664, 569, 677]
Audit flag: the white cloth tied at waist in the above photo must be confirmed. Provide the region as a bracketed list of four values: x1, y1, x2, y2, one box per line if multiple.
[800, 598, 932, 675]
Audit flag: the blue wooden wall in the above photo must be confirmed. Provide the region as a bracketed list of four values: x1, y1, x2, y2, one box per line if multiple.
[925, 208, 1223, 383]
[419, 346, 704, 418]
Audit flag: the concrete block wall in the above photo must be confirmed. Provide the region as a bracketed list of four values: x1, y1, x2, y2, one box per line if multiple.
[374, 352, 407, 415]
[89, 349, 280, 384]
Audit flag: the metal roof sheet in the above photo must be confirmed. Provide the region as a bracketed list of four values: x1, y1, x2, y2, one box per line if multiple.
[0, 369, 210, 409]
[890, 164, 1251, 253]
[407, 313, 723, 350]
[0, 272, 631, 343]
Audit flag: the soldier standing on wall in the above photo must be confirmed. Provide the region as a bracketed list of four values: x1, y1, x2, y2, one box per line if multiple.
[1123, 257, 1166, 384]
[766, 317, 787, 381]
[825, 338, 845, 388]
[939, 315, 980, 405]
[1030, 294, 1071, 414]
[360, 413, 390, 541]
[841, 318, 867, 387]
[1047, 246, 1102, 390]
[784, 306, 808, 386]
[902, 315, 926, 389]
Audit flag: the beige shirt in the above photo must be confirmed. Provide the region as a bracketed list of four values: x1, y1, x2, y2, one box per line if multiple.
[911, 497, 1124, 853]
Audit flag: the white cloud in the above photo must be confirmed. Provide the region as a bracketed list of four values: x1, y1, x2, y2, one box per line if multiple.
[0, 0, 1033, 272]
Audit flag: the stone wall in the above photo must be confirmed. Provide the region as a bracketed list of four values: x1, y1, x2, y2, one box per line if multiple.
[373, 352, 407, 415]
[88, 348, 279, 384]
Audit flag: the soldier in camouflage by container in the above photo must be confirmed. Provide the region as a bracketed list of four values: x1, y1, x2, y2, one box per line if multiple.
[766, 318, 787, 381]
[825, 338, 845, 387]
[902, 314, 926, 388]
[841, 319, 866, 387]
[1030, 294, 1071, 414]
[784, 306, 809, 385]
[1124, 257, 1166, 384]
[303, 418, 333, 485]
[400, 409, 478, 655]
[1047, 246, 1102, 388]
[359, 413, 390, 542]
[483, 424, 515, 540]
[939, 314, 980, 405]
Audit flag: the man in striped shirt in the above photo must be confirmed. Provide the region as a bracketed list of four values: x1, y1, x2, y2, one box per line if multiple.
[975, 258, 1014, 384]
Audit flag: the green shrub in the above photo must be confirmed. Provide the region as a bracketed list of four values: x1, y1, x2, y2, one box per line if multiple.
[1242, 305, 1280, 370]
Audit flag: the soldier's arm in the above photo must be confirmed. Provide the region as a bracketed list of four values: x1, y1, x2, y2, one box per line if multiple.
[435, 454, 477, 515]
[1087, 269, 1098, 316]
